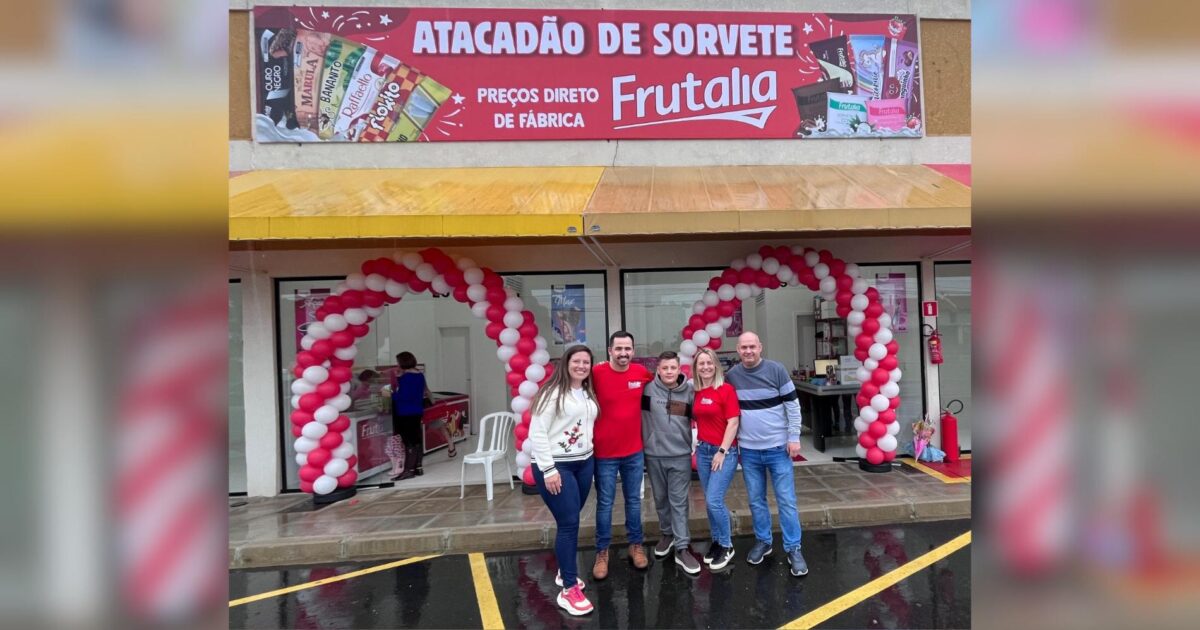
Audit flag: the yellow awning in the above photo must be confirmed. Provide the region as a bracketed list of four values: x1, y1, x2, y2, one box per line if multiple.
[229, 165, 969, 241]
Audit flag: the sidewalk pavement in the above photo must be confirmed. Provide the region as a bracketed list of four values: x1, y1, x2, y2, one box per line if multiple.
[229, 461, 970, 569]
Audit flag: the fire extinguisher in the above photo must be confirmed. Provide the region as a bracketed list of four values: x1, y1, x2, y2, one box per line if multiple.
[940, 399, 963, 462]
[924, 324, 944, 365]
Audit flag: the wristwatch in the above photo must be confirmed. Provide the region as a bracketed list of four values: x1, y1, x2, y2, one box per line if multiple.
[717, 447, 727, 455]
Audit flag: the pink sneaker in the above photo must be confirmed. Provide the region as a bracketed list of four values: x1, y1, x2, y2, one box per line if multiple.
[556, 584, 593, 616]
[554, 571, 585, 590]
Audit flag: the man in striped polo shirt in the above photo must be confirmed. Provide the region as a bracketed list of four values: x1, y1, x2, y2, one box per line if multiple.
[725, 332, 809, 577]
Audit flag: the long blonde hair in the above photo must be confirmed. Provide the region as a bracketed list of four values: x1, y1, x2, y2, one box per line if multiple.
[691, 348, 726, 390]
[530, 344, 596, 417]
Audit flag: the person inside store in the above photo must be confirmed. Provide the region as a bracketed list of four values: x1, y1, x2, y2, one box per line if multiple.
[387, 351, 455, 481]
[691, 347, 741, 571]
[642, 351, 701, 575]
[527, 344, 599, 616]
[350, 369, 379, 402]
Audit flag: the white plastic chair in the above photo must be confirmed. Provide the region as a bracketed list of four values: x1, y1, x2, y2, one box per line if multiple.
[460, 412, 518, 501]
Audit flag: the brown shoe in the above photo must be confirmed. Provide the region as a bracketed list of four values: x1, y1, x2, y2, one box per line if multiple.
[592, 549, 609, 580]
[629, 543, 648, 570]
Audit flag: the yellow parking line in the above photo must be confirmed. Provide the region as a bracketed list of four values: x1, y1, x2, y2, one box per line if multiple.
[229, 554, 440, 607]
[903, 457, 971, 484]
[780, 531, 971, 629]
[470, 553, 506, 629]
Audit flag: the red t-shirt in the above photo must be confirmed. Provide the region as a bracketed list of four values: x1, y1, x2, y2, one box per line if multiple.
[591, 362, 652, 458]
[694, 383, 741, 448]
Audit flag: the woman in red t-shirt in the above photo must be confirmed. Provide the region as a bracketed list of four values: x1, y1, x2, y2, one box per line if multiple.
[691, 348, 741, 570]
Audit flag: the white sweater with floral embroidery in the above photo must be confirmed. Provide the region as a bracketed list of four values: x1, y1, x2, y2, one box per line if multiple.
[528, 388, 598, 479]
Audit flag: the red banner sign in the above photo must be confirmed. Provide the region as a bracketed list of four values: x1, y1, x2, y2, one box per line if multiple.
[253, 6, 924, 142]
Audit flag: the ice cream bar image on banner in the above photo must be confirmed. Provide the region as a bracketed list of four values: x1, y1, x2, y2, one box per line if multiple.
[867, 98, 907, 131]
[357, 64, 425, 143]
[849, 34, 887, 100]
[292, 29, 331, 131]
[389, 77, 452, 142]
[317, 36, 367, 140]
[335, 51, 403, 140]
[825, 92, 869, 134]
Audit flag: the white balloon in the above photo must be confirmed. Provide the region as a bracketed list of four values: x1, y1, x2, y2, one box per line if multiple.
[869, 343, 888, 361]
[735, 283, 752, 300]
[860, 406, 879, 422]
[307, 322, 331, 340]
[864, 358, 879, 370]
[751, 284, 764, 296]
[385, 280, 409, 299]
[332, 282, 349, 296]
[294, 436, 318, 453]
[693, 301, 706, 315]
[456, 257, 476, 271]
[804, 251, 820, 267]
[504, 296, 524, 312]
[819, 276, 837, 294]
[364, 306, 383, 318]
[521, 439, 534, 454]
[300, 335, 316, 351]
[746, 253, 763, 269]
[471, 302, 489, 318]
[679, 354, 694, 369]
[431, 276, 450, 295]
[499, 328, 520, 347]
[787, 244, 804, 255]
[762, 257, 780, 274]
[856, 367, 872, 383]
[730, 258, 746, 270]
[497, 345, 517, 363]
[680, 340, 697, 356]
[302, 366, 329, 385]
[848, 325, 862, 338]
[333, 442, 355, 459]
[886, 421, 901, 436]
[462, 268, 483, 285]
[313, 475, 338, 495]
[813, 262, 830, 279]
[515, 452, 531, 469]
[296, 453, 309, 466]
[415, 263, 436, 282]
[705, 323, 724, 339]
[717, 284, 735, 301]
[525, 364, 546, 383]
[511, 396, 531, 414]
[302, 422, 328, 439]
[870, 394, 890, 412]
[889, 368, 902, 383]
[877, 434, 898, 452]
[290, 394, 302, 409]
[397, 252, 420, 270]
[346, 273, 368, 289]
[535, 336, 547, 350]
[718, 316, 733, 329]
[324, 458, 349, 477]
[692, 330, 710, 346]
[852, 278, 869, 295]
[874, 328, 894, 345]
[531, 349, 550, 365]
[848, 311, 866, 326]
[334, 345, 357, 361]
[854, 416, 869, 433]
[880, 382, 900, 398]
[855, 444, 868, 459]
[845, 263, 860, 278]
[340, 382, 351, 394]
[777, 266, 794, 283]
[503, 311, 524, 328]
[505, 287, 518, 299]
[365, 273, 387, 292]
[324, 314, 348, 332]
[343, 308, 368, 326]
[314, 405, 339, 424]
[878, 313, 893, 330]
[343, 429, 355, 443]
[851, 294, 870, 312]
[703, 291, 719, 307]
[291, 379, 316, 395]
[331, 394, 352, 411]
[519, 380, 540, 399]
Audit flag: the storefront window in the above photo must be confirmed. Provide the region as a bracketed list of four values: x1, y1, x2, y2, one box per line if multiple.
[622, 269, 749, 367]
[935, 262, 971, 450]
[276, 271, 605, 490]
[229, 281, 246, 494]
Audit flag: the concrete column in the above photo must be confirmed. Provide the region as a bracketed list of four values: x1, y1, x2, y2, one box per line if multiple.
[242, 270, 282, 497]
[605, 265, 623, 337]
[919, 258, 943, 447]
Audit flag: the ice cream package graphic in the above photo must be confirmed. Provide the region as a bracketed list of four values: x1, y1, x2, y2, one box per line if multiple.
[335, 51, 403, 141]
[292, 29, 331, 130]
[792, 78, 844, 136]
[389, 77, 453, 142]
[807, 36, 855, 91]
[883, 38, 919, 105]
[317, 36, 368, 139]
[826, 92, 869, 134]
[258, 28, 297, 129]
[866, 98, 906, 131]
[848, 34, 887, 100]
[355, 65, 425, 143]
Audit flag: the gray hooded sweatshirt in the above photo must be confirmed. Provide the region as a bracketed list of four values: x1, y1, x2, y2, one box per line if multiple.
[641, 374, 694, 458]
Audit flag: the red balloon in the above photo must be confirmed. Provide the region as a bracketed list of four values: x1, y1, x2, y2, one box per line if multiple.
[689, 314, 705, 330]
[291, 425, 303, 438]
[363, 293, 385, 308]
[347, 323, 370, 338]
[506, 371, 525, 387]
[329, 415, 350, 433]
[322, 296, 344, 314]
[341, 291, 364, 308]
[296, 351, 319, 368]
[758, 245, 775, 258]
[408, 279, 430, 293]
[329, 357, 354, 369]
[307, 448, 332, 468]
[522, 467, 535, 486]
[707, 337, 722, 350]
[330, 331, 355, 348]
[859, 432, 877, 448]
[836, 305, 852, 319]
[291, 410, 313, 426]
[828, 260, 846, 277]
[315, 307, 330, 321]
[717, 301, 735, 317]
[518, 322, 538, 339]
[292, 364, 306, 379]
[856, 333, 875, 350]
[818, 249, 833, 263]
[869, 420, 888, 438]
[337, 470, 358, 488]
[516, 337, 536, 355]
[886, 340, 900, 355]
[300, 480, 314, 493]
[837, 275, 853, 291]
[485, 322, 504, 340]
[865, 287, 880, 300]
[889, 396, 902, 410]
[755, 271, 772, 287]
[509, 354, 531, 374]
[859, 382, 879, 399]
[766, 276, 781, 290]
[708, 278, 722, 291]
[866, 447, 884, 465]
[319, 431, 343, 450]
[883, 450, 897, 462]
[482, 272, 503, 289]
[872, 368, 890, 386]
[346, 455, 358, 469]
[703, 307, 720, 323]
[486, 305, 505, 322]
[865, 303, 884, 318]
[854, 348, 869, 362]
[510, 385, 521, 398]
[522, 409, 532, 424]
[836, 290, 853, 305]
[311, 339, 335, 359]
[721, 269, 739, 285]
[361, 259, 382, 276]
[514, 423, 529, 441]
[863, 319, 880, 335]
[682, 327, 695, 340]
[298, 393, 324, 412]
[388, 266, 412, 283]
[774, 246, 792, 263]
[444, 269, 465, 287]
[738, 267, 757, 284]
[486, 289, 506, 305]
[329, 366, 352, 384]
[299, 465, 322, 482]
[879, 410, 896, 424]
[453, 286, 470, 303]
[431, 257, 454, 275]
[856, 394, 870, 407]
[316, 381, 340, 398]
[880, 355, 899, 371]
[522, 311, 535, 326]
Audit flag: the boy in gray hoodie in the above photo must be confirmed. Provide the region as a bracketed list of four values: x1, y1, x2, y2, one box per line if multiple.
[641, 351, 701, 574]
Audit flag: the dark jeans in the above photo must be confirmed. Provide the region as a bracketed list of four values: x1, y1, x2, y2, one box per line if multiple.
[594, 451, 645, 550]
[532, 457, 595, 587]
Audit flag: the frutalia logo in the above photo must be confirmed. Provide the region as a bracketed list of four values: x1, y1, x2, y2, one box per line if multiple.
[611, 68, 777, 130]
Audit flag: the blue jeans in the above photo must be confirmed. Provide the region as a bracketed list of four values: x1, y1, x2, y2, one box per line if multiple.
[740, 445, 802, 551]
[593, 451, 644, 550]
[695, 441, 739, 547]
[532, 457, 594, 587]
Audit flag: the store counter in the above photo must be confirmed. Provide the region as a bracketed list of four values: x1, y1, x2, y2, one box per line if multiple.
[422, 392, 470, 454]
[794, 380, 860, 452]
[345, 406, 392, 479]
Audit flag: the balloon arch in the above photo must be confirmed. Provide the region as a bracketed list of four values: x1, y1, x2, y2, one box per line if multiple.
[288, 245, 902, 497]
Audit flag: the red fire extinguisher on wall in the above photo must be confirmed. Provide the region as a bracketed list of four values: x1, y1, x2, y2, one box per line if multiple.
[940, 399, 963, 462]
[924, 324, 944, 365]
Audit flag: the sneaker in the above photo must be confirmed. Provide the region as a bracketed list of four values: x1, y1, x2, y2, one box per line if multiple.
[554, 571, 585, 590]
[675, 548, 701, 574]
[654, 536, 674, 558]
[710, 545, 736, 571]
[787, 548, 809, 577]
[592, 549, 609, 580]
[702, 542, 718, 565]
[628, 543, 649, 570]
[746, 541, 773, 565]
[556, 585, 593, 616]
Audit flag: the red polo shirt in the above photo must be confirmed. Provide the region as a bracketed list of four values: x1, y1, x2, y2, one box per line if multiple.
[592, 361, 652, 458]
[694, 383, 741, 447]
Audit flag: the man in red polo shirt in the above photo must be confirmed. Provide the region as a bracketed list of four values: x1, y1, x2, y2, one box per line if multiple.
[590, 331, 653, 579]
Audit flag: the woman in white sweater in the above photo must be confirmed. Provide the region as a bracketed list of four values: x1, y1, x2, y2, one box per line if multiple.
[527, 344, 598, 616]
